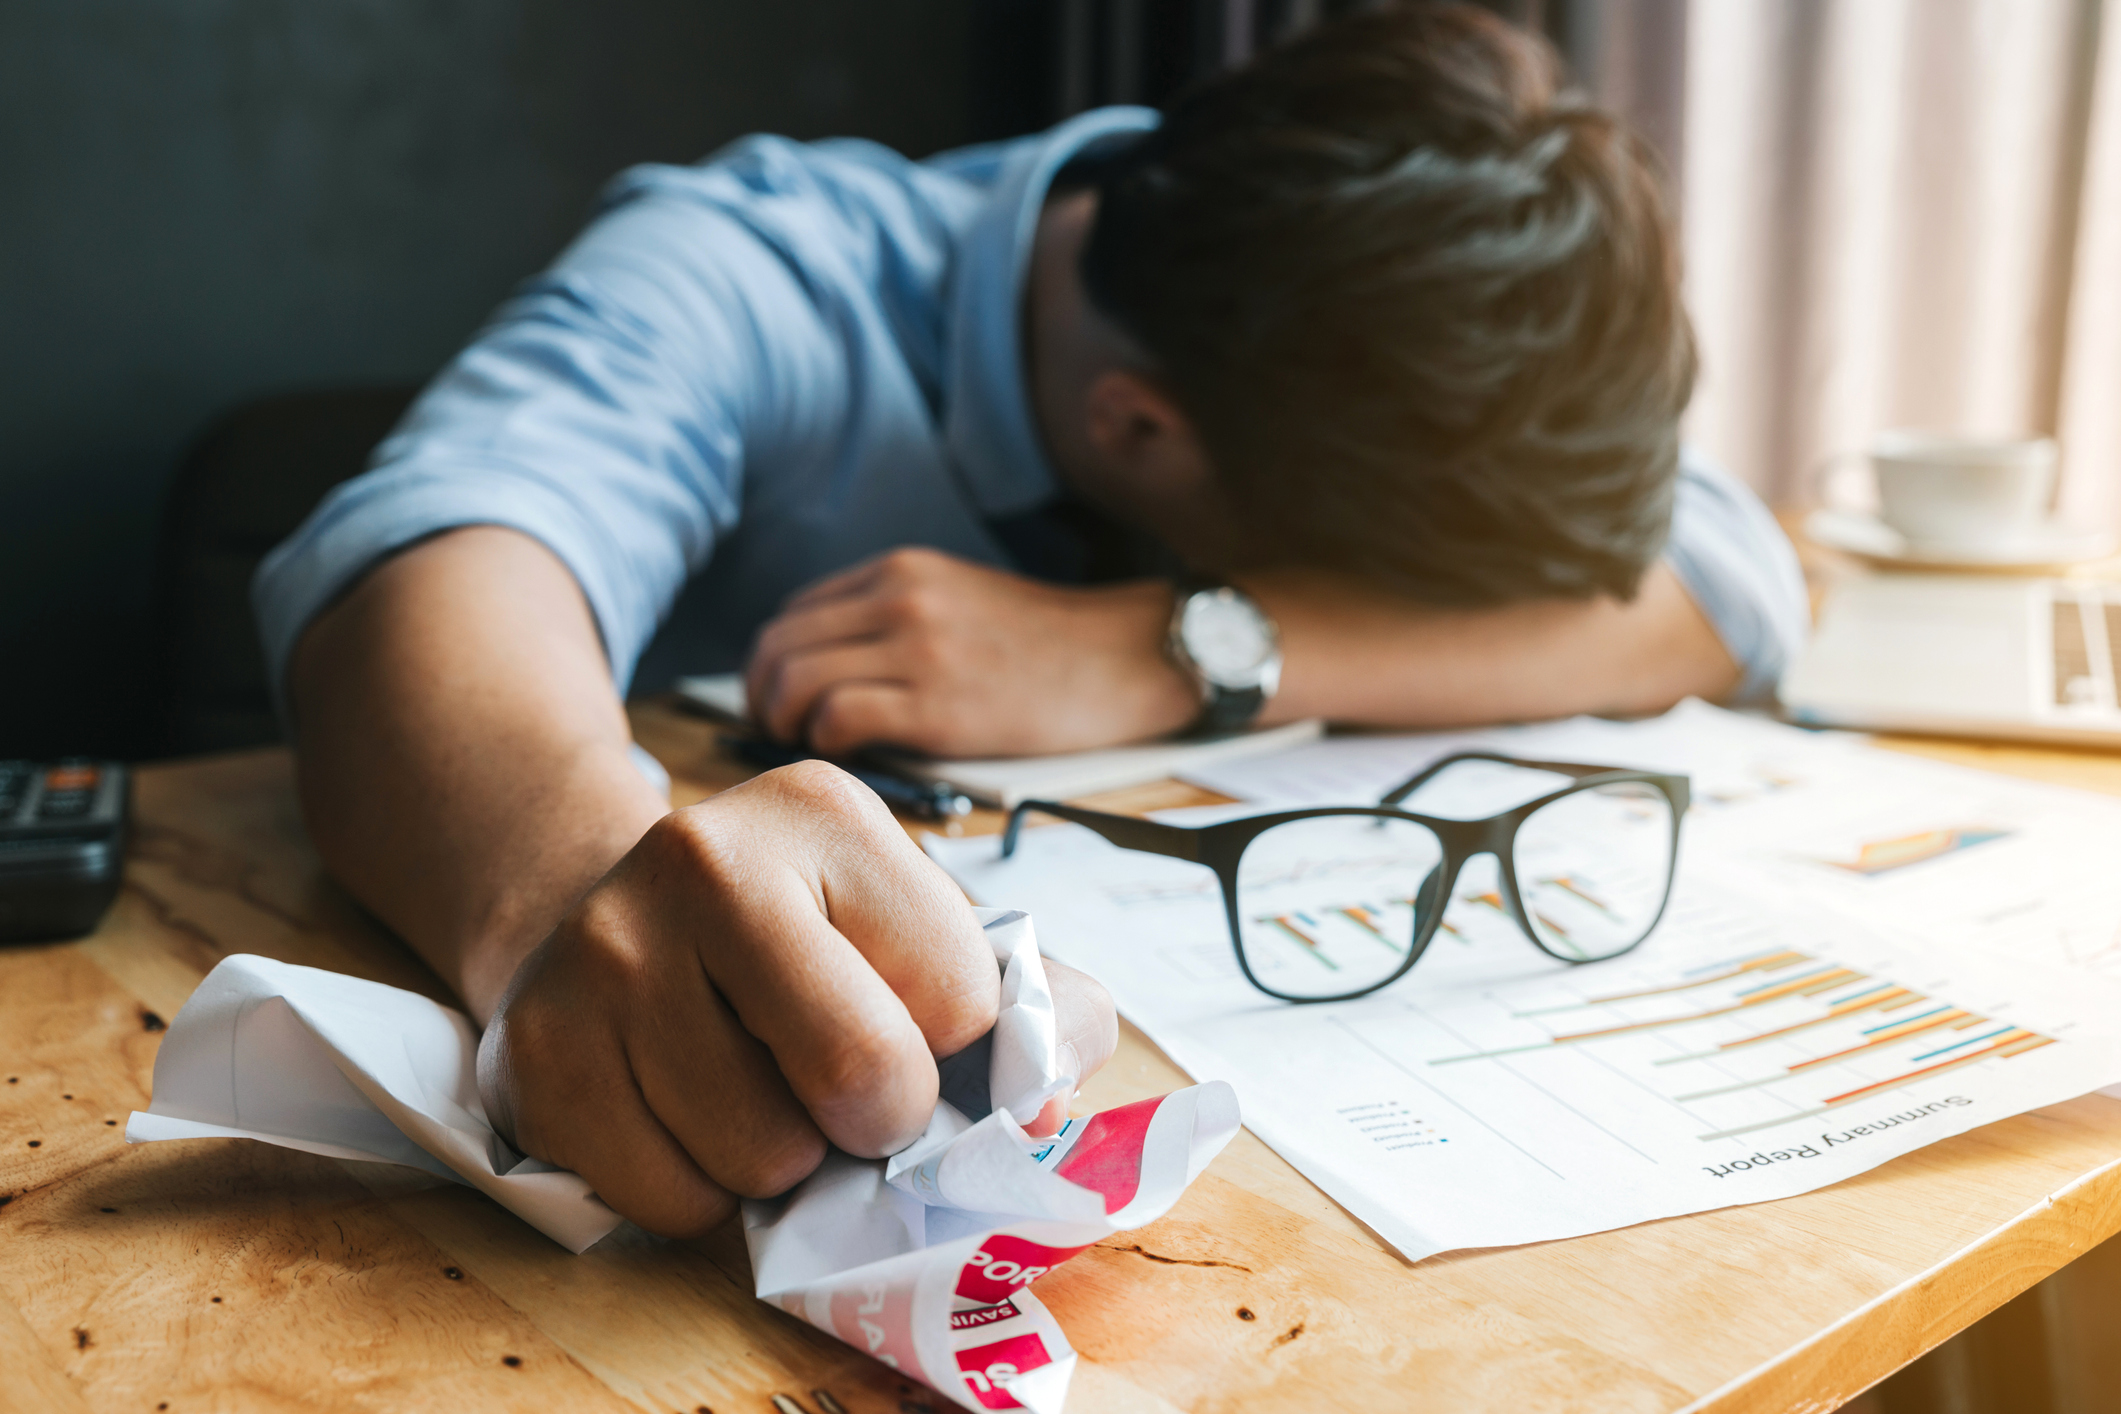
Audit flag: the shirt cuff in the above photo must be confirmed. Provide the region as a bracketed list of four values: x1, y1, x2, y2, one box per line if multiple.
[1660, 450, 1810, 703]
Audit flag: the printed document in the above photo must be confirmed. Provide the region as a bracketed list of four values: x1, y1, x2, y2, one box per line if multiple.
[927, 702, 2121, 1261]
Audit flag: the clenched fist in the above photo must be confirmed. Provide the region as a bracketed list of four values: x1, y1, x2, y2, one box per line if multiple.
[477, 761, 1118, 1236]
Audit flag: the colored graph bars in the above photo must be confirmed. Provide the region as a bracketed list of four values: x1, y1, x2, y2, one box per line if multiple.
[1255, 897, 1420, 970]
[1251, 877, 1559, 972]
[1822, 827, 2013, 876]
[1699, 765, 1802, 808]
[1428, 948, 2055, 1142]
[1461, 880, 1614, 953]
[1252, 876, 1621, 972]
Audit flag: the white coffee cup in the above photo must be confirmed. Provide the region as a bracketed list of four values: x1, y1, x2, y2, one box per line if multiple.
[1869, 430, 2057, 551]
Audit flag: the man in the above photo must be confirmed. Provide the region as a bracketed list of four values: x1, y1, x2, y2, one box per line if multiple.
[261, 6, 1805, 1237]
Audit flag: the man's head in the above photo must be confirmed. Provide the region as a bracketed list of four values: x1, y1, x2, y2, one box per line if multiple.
[1034, 1, 1694, 606]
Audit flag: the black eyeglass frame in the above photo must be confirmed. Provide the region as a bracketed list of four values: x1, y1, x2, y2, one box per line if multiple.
[1001, 751, 1692, 1004]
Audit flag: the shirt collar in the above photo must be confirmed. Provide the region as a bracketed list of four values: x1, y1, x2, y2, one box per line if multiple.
[945, 106, 1160, 519]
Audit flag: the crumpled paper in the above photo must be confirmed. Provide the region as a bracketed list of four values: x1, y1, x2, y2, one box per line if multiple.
[128, 908, 1238, 1412]
[124, 950, 622, 1248]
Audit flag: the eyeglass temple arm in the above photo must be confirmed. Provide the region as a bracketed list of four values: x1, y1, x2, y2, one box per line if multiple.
[1001, 800, 1203, 862]
[1377, 751, 1649, 807]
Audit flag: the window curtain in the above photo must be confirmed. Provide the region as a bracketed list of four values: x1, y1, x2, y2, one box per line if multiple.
[1680, 0, 2121, 525]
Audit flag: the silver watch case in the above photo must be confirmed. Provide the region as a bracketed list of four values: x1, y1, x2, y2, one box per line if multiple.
[1169, 584, 1284, 702]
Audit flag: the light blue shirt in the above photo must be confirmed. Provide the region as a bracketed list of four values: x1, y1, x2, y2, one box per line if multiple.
[257, 107, 1808, 710]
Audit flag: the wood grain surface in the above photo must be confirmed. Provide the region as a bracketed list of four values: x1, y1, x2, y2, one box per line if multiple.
[7, 699, 2121, 1414]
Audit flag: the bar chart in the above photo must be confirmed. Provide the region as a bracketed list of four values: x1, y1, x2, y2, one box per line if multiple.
[1818, 827, 2014, 877]
[1427, 947, 2057, 1141]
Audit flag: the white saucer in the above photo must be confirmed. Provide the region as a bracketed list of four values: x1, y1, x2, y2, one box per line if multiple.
[1804, 508, 2116, 570]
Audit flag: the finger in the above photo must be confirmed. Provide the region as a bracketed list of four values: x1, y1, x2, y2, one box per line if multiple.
[758, 642, 910, 745]
[1026, 1095, 1069, 1139]
[1020, 962, 1116, 1136]
[706, 889, 937, 1156]
[624, 953, 829, 1200]
[782, 554, 893, 612]
[744, 594, 892, 721]
[806, 681, 933, 757]
[1046, 958, 1119, 1093]
[649, 794, 944, 1156]
[481, 1007, 738, 1238]
[802, 777, 1000, 1056]
[706, 762, 1000, 1055]
[551, 1086, 740, 1237]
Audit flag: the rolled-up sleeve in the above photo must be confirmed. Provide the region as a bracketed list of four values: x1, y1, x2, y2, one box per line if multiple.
[252, 150, 848, 709]
[1661, 448, 1809, 701]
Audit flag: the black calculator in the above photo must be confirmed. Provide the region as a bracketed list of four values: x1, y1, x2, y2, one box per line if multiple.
[0, 760, 129, 943]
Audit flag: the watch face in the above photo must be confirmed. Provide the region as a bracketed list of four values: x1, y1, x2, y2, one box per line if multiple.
[1182, 589, 1277, 686]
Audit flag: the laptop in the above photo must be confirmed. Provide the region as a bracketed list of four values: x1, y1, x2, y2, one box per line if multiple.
[1782, 574, 2121, 745]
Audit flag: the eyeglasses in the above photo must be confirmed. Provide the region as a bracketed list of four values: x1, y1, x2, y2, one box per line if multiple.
[1001, 752, 1691, 1004]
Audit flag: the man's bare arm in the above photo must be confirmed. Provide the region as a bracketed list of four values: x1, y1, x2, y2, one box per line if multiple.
[745, 551, 1740, 758]
[286, 527, 1113, 1236]
[288, 525, 666, 1021]
[1249, 560, 1740, 731]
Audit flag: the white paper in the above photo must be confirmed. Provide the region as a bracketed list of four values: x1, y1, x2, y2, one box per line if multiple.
[124, 954, 623, 1251]
[930, 703, 2121, 1262]
[128, 911, 1238, 1413]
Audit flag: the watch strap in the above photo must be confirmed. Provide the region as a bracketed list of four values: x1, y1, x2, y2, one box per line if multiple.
[1170, 577, 1274, 738]
[1190, 683, 1266, 738]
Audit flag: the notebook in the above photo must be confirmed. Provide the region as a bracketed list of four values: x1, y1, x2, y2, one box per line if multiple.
[674, 672, 1324, 809]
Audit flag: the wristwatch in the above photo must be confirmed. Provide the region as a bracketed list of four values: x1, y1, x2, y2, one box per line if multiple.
[1168, 579, 1283, 737]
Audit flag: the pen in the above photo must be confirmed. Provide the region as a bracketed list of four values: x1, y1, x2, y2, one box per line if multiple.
[718, 735, 974, 821]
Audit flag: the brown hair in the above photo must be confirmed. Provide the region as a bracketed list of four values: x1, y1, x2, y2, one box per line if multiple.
[1081, 2, 1695, 604]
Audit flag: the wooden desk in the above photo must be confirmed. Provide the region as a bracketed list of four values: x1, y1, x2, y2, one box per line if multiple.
[7, 700, 2121, 1414]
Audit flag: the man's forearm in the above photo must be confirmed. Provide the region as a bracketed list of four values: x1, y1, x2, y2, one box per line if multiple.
[286, 526, 668, 1021]
[1247, 561, 1741, 730]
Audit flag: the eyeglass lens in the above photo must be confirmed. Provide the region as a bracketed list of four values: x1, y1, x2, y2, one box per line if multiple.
[1229, 771, 1678, 998]
[1513, 780, 1677, 961]
[1233, 814, 1444, 999]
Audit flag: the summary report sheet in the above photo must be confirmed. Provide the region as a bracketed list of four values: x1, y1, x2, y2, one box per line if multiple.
[926, 703, 2121, 1261]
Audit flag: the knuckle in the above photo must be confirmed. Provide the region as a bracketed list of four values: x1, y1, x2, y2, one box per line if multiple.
[806, 1021, 914, 1110]
[898, 583, 942, 626]
[928, 987, 1002, 1060]
[794, 761, 901, 836]
[769, 757, 876, 817]
[882, 546, 935, 578]
[881, 584, 923, 628]
[651, 807, 756, 894]
[682, 761, 896, 853]
[569, 884, 647, 957]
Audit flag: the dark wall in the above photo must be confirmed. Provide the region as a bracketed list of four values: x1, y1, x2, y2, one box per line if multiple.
[0, 0, 975, 760]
